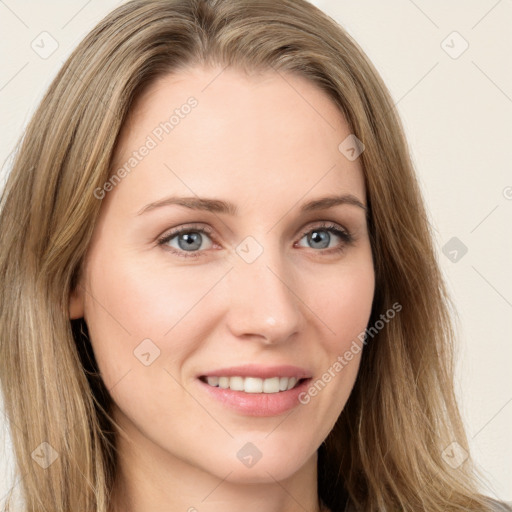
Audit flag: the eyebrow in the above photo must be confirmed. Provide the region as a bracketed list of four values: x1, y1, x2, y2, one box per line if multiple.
[136, 193, 367, 216]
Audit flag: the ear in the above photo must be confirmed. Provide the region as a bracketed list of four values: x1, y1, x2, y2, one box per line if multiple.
[69, 283, 85, 319]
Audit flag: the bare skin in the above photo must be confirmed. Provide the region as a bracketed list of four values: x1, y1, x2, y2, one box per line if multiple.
[70, 65, 375, 512]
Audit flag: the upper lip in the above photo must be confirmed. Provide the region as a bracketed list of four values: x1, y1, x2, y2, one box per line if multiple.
[199, 364, 312, 380]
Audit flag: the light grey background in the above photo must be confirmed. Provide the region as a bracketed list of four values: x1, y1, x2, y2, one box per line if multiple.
[1, 0, 511, 507]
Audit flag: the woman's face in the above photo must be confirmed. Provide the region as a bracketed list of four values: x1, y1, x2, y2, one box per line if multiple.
[70, 65, 375, 484]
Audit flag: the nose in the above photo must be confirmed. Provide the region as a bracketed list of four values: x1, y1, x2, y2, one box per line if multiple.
[223, 245, 304, 345]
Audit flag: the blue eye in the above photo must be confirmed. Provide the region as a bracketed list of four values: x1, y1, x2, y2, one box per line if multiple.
[157, 225, 214, 258]
[157, 222, 353, 259]
[297, 223, 353, 252]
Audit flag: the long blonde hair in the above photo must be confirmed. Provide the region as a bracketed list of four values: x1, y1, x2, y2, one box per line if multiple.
[0, 1, 506, 510]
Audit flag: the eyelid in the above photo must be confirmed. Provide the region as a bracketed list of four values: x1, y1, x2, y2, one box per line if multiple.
[298, 221, 352, 241]
[157, 220, 355, 258]
[157, 223, 215, 256]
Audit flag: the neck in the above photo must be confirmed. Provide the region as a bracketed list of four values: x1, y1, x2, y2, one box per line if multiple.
[109, 410, 323, 512]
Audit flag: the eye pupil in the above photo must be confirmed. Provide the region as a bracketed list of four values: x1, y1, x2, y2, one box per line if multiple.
[178, 232, 202, 251]
[308, 230, 329, 249]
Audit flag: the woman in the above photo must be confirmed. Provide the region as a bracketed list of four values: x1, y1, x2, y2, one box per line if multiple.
[0, 0, 509, 511]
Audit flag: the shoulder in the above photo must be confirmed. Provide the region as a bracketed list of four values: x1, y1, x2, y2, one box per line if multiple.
[486, 499, 512, 512]
[342, 498, 512, 512]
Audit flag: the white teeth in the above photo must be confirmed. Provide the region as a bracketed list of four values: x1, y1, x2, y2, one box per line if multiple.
[287, 377, 298, 390]
[262, 377, 280, 393]
[218, 376, 230, 389]
[229, 376, 244, 391]
[244, 377, 263, 393]
[207, 376, 219, 386]
[204, 375, 303, 393]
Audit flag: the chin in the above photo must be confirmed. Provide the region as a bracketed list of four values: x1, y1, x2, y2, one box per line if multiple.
[223, 459, 309, 484]
[190, 441, 315, 485]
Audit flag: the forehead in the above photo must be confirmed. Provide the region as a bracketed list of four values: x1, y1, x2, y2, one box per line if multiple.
[108, 65, 365, 215]
[118, 64, 351, 149]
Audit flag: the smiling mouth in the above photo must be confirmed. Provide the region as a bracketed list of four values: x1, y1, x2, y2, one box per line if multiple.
[199, 375, 309, 393]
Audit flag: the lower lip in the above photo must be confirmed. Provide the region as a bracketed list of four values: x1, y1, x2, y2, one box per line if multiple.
[197, 378, 312, 417]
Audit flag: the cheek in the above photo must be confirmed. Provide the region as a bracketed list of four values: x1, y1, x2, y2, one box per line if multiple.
[300, 258, 374, 408]
[305, 255, 375, 349]
[82, 249, 228, 387]
[88, 259, 210, 334]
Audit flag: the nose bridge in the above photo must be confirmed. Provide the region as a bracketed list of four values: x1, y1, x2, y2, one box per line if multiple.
[225, 237, 303, 343]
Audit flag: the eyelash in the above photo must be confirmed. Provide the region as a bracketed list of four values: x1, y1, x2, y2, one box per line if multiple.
[157, 222, 354, 259]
